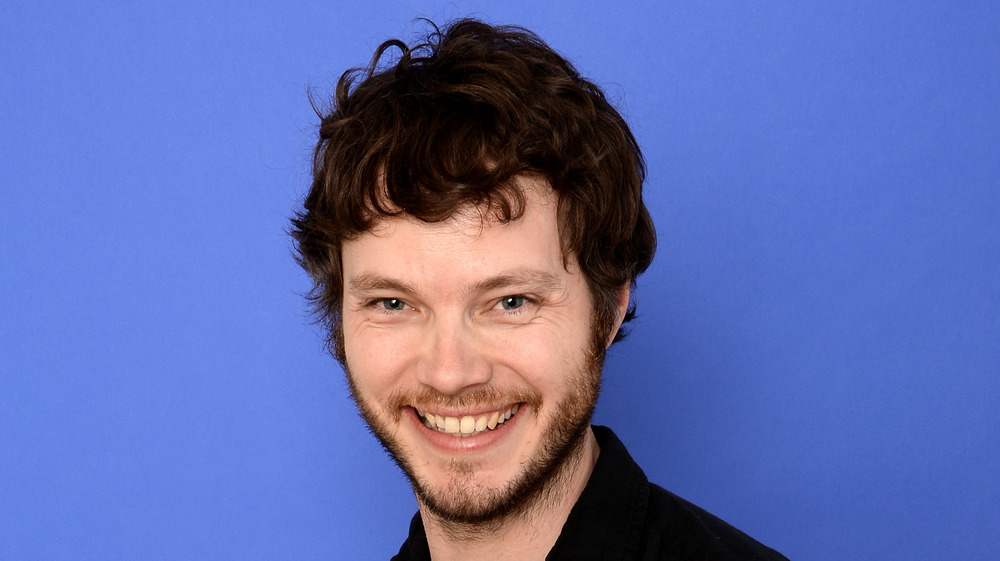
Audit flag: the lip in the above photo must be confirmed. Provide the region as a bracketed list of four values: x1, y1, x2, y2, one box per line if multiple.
[406, 403, 525, 453]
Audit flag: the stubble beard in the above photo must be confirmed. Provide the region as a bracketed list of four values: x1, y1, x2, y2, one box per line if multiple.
[343, 330, 607, 534]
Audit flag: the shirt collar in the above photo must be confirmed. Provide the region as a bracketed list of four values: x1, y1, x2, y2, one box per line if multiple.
[545, 425, 650, 560]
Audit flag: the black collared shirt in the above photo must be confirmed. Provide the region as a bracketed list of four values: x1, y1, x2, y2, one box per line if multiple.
[391, 426, 789, 560]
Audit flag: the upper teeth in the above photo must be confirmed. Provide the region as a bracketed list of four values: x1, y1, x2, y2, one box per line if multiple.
[417, 404, 520, 437]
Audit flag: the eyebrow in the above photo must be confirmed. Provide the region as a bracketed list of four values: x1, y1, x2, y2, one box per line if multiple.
[346, 269, 563, 298]
[347, 273, 419, 296]
[471, 269, 564, 295]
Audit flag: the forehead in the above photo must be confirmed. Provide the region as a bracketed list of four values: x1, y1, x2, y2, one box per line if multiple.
[342, 183, 572, 287]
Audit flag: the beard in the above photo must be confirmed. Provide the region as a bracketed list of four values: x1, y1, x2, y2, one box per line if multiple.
[343, 321, 608, 529]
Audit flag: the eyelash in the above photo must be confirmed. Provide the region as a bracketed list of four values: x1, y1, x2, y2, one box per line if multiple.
[366, 298, 410, 313]
[363, 295, 537, 316]
[493, 294, 538, 315]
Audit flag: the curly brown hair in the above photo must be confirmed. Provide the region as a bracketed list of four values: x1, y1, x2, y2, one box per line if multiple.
[292, 18, 656, 357]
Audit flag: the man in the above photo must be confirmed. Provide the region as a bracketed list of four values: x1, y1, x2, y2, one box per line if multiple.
[293, 18, 787, 561]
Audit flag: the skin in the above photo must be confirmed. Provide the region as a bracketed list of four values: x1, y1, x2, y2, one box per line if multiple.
[340, 179, 629, 560]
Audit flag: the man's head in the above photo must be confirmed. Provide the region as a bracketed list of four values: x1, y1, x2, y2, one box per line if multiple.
[292, 19, 656, 526]
[293, 19, 656, 361]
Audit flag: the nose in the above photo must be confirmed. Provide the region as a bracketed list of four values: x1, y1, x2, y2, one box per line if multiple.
[415, 313, 492, 395]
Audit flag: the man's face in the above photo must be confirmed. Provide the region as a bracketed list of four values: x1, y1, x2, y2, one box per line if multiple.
[339, 180, 615, 524]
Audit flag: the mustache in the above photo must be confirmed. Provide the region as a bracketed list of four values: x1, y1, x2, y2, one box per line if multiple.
[383, 385, 542, 417]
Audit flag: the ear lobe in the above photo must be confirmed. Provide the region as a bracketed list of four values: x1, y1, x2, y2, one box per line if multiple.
[605, 283, 631, 348]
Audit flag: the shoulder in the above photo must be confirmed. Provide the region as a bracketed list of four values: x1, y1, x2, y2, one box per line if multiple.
[639, 483, 789, 561]
[549, 426, 789, 561]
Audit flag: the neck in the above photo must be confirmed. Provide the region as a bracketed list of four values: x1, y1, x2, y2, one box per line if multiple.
[419, 426, 600, 561]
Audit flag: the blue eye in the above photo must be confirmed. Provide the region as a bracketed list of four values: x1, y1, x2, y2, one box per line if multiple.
[499, 296, 525, 310]
[381, 298, 407, 311]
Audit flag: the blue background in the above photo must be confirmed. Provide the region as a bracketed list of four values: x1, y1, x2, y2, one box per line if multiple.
[2, 1, 998, 559]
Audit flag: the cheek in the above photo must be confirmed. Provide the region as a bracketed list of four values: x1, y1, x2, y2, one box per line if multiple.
[513, 309, 593, 366]
[343, 323, 415, 396]
[498, 328, 588, 389]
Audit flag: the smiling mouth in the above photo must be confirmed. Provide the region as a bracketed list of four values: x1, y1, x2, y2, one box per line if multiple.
[416, 404, 521, 438]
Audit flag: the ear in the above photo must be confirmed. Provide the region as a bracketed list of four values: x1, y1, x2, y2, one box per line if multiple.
[605, 283, 631, 348]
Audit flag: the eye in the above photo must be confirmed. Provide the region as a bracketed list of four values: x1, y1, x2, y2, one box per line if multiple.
[499, 295, 526, 310]
[380, 298, 408, 311]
